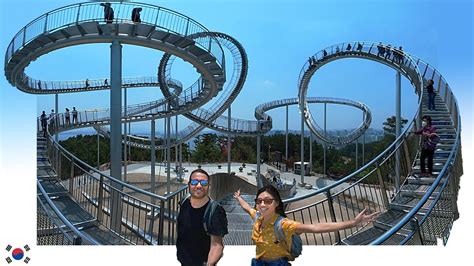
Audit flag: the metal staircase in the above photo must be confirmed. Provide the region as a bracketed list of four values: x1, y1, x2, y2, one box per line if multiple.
[219, 194, 254, 245]
[37, 134, 129, 245]
[340, 78, 459, 245]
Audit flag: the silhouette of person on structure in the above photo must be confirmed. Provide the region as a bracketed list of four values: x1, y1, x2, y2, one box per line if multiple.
[65, 108, 70, 126]
[426, 79, 436, 111]
[100, 3, 114, 23]
[72, 107, 78, 124]
[132, 7, 142, 23]
[40, 111, 47, 137]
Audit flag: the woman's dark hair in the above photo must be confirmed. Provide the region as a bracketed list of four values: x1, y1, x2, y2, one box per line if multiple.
[255, 185, 286, 217]
[422, 115, 432, 126]
[189, 168, 210, 183]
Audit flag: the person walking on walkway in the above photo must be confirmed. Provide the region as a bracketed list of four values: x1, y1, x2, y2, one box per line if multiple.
[234, 186, 379, 265]
[49, 109, 56, 131]
[426, 79, 436, 111]
[176, 169, 228, 266]
[65, 108, 70, 126]
[72, 107, 78, 124]
[100, 3, 114, 23]
[413, 115, 439, 177]
[131, 7, 142, 23]
[40, 111, 47, 137]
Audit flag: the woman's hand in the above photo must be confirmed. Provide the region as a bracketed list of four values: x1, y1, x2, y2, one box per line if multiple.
[233, 189, 241, 199]
[354, 208, 381, 225]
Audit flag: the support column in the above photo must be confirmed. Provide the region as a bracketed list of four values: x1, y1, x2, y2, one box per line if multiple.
[323, 103, 327, 177]
[109, 39, 123, 233]
[150, 119, 156, 201]
[166, 104, 171, 194]
[256, 135, 262, 188]
[285, 105, 289, 161]
[309, 133, 313, 173]
[300, 108, 305, 185]
[55, 94, 59, 171]
[179, 143, 183, 181]
[97, 132, 100, 169]
[355, 138, 359, 170]
[227, 106, 231, 174]
[123, 88, 127, 182]
[362, 112, 366, 166]
[54, 94, 59, 143]
[395, 71, 402, 191]
[175, 115, 179, 172]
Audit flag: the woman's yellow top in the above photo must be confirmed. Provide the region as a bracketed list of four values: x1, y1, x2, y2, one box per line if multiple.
[249, 209, 300, 260]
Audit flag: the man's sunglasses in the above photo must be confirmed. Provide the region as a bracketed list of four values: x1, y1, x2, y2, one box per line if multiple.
[255, 198, 275, 205]
[189, 179, 209, 187]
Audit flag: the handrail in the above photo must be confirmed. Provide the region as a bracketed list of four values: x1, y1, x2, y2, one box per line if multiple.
[37, 180, 100, 245]
[369, 58, 462, 244]
[47, 132, 187, 201]
[297, 41, 423, 146]
[6, 1, 224, 67]
[284, 43, 423, 204]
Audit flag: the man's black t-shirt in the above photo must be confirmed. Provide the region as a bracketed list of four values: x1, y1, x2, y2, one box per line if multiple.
[176, 198, 228, 266]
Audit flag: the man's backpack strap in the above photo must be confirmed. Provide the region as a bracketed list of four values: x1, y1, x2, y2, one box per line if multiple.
[179, 193, 191, 207]
[203, 198, 218, 234]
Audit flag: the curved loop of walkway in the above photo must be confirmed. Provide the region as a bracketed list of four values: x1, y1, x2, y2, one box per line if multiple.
[4, 1, 225, 117]
[7, 3, 463, 246]
[298, 42, 423, 145]
[255, 97, 372, 145]
[159, 31, 272, 137]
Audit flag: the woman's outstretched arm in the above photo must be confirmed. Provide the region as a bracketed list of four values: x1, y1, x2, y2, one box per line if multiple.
[233, 189, 252, 214]
[295, 208, 381, 234]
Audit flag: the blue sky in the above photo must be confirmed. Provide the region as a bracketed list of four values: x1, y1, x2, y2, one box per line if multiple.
[2, 0, 472, 136]
[0, 0, 472, 265]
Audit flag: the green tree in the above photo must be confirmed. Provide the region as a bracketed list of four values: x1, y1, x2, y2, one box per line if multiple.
[383, 115, 408, 136]
[191, 133, 221, 163]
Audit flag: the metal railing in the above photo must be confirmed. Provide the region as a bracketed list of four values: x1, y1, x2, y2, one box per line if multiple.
[37, 180, 99, 245]
[297, 41, 422, 146]
[283, 118, 419, 244]
[369, 55, 462, 245]
[284, 42, 461, 245]
[44, 132, 189, 245]
[5, 1, 225, 92]
[255, 97, 372, 145]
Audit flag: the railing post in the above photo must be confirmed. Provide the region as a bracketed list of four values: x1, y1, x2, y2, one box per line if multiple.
[184, 17, 190, 36]
[325, 190, 341, 244]
[403, 139, 412, 176]
[448, 169, 459, 220]
[409, 217, 424, 245]
[376, 163, 390, 210]
[58, 152, 62, 179]
[69, 159, 74, 194]
[158, 200, 165, 245]
[97, 175, 104, 222]
[72, 236, 83, 245]
[43, 13, 48, 33]
[76, 4, 82, 24]
[22, 27, 26, 46]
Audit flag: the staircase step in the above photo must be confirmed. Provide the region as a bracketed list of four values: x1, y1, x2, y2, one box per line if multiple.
[400, 184, 443, 198]
[406, 175, 444, 185]
[373, 209, 416, 235]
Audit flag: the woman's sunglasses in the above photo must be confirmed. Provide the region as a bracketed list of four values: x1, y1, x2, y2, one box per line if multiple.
[189, 179, 209, 187]
[255, 198, 275, 205]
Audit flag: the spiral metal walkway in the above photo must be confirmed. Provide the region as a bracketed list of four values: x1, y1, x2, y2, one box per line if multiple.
[5, 1, 462, 247]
